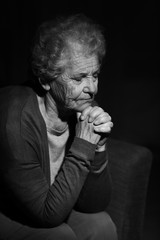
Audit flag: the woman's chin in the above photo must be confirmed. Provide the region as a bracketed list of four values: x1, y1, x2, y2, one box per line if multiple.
[75, 102, 93, 112]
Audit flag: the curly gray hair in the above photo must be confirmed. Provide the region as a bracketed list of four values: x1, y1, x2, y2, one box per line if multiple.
[31, 13, 106, 84]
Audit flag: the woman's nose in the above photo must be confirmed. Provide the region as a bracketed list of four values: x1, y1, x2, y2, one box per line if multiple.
[83, 77, 98, 94]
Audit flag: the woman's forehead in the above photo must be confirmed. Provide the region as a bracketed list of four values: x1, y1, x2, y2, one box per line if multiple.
[72, 55, 99, 73]
[58, 42, 100, 76]
[67, 49, 99, 75]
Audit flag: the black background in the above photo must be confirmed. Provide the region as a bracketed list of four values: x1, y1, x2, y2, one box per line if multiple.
[0, 0, 160, 239]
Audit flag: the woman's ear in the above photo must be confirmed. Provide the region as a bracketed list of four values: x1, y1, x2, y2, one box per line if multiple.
[38, 78, 50, 91]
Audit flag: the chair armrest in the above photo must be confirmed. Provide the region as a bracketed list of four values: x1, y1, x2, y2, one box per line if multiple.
[107, 138, 152, 240]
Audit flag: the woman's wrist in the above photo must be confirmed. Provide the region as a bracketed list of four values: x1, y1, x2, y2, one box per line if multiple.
[96, 143, 106, 152]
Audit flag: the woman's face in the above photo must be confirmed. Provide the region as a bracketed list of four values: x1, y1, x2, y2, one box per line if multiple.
[50, 48, 100, 113]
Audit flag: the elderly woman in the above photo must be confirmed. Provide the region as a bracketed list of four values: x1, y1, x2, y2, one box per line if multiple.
[0, 14, 117, 240]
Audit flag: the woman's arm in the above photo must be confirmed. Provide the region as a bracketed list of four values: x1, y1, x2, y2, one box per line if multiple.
[2, 125, 97, 227]
[74, 146, 112, 213]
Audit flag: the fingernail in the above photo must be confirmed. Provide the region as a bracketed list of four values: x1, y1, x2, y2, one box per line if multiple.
[88, 117, 93, 123]
[80, 115, 84, 120]
[94, 120, 99, 125]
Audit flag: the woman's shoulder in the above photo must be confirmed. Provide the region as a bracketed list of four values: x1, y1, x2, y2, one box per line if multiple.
[0, 85, 38, 124]
[0, 85, 35, 106]
[0, 85, 34, 97]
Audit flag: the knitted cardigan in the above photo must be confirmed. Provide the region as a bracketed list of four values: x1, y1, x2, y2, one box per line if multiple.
[0, 86, 112, 227]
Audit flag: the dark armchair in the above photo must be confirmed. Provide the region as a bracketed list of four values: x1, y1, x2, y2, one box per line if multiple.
[107, 138, 152, 240]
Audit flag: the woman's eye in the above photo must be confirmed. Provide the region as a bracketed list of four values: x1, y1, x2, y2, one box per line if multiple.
[71, 77, 82, 82]
[75, 78, 82, 82]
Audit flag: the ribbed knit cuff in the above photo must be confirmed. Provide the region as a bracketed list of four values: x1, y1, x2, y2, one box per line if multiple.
[90, 150, 108, 172]
[71, 137, 97, 163]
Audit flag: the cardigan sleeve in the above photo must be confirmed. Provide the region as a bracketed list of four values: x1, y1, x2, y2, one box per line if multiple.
[74, 144, 112, 213]
[2, 119, 97, 227]
[2, 122, 111, 228]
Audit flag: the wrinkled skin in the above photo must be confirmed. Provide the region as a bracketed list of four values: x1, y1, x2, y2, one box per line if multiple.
[43, 44, 113, 149]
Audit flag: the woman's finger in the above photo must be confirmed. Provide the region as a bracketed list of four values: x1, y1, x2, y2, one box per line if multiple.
[93, 113, 111, 125]
[94, 121, 113, 133]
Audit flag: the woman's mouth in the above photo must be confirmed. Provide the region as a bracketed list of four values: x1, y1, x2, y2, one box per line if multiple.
[78, 98, 93, 103]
